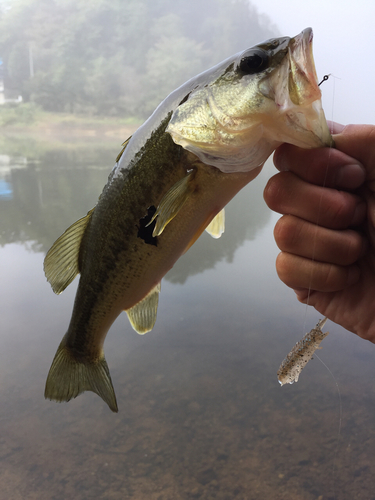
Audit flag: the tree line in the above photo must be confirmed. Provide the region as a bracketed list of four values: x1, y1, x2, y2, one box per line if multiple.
[0, 0, 277, 119]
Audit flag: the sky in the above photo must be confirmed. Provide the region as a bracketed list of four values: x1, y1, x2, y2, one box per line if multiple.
[250, 0, 375, 126]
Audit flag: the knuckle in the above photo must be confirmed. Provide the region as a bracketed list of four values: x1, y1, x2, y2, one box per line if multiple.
[340, 231, 363, 264]
[274, 215, 304, 252]
[317, 263, 346, 291]
[264, 173, 289, 211]
[275, 252, 293, 285]
[325, 191, 356, 227]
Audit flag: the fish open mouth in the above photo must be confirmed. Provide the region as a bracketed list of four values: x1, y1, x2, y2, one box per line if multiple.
[288, 28, 321, 106]
[280, 27, 333, 148]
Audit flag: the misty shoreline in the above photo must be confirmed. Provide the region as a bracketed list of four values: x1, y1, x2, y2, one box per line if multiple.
[0, 112, 140, 141]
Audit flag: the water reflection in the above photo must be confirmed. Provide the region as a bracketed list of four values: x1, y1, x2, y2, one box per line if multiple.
[1, 137, 375, 499]
[0, 138, 271, 281]
[0, 140, 119, 250]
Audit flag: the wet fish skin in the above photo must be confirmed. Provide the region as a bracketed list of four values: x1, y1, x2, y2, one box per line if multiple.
[44, 29, 332, 412]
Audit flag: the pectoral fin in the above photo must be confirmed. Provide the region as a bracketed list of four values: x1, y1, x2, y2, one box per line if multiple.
[44, 208, 94, 294]
[148, 172, 195, 237]
[205, 209, 225, 239]
[126, 283, 161, 334]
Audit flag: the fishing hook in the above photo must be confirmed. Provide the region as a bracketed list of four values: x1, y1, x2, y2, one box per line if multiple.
[318, 74, 330, 86]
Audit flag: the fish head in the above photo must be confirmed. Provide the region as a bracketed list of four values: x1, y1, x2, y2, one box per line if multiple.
[166, 28, 333, 173]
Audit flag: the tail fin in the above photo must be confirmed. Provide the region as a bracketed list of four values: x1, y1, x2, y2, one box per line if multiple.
[44, 341, 118, 412]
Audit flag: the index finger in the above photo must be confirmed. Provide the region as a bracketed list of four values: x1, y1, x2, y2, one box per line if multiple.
[273, 143, 366, 190]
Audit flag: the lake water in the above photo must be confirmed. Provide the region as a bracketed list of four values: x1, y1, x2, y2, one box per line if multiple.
[1, 133, 375, 500]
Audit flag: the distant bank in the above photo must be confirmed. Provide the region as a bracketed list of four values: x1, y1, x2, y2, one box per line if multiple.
[0, 105, 141, 142]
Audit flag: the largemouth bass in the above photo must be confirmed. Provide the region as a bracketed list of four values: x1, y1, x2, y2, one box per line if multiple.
[44, 28, 333, 412]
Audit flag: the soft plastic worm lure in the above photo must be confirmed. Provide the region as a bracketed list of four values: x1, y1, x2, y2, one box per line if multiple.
[277, 317, 329, 386]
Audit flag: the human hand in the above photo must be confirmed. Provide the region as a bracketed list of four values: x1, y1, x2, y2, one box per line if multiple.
[264, 123, 375, 342]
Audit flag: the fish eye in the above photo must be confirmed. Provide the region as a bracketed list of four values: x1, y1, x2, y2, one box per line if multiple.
[238, 49, 269, 75]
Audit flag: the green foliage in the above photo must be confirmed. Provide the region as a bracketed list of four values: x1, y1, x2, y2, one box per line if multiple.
[0, 102, 40, 125]
[0, 0, 277, 119]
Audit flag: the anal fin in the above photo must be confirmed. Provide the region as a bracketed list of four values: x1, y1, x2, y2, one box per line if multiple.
[126, 283, 161, 334]
[205, 209, 225, 239]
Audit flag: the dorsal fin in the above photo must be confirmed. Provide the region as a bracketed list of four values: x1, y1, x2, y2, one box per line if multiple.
[205, 209, 225, 238]
[148, 171, 195, 237]
[44, 208, 94, 294]
[126, 283, 161, 334]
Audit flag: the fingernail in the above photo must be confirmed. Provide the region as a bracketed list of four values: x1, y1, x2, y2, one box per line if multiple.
[347, 265, 360, 286]
[336, 163, 366, 188]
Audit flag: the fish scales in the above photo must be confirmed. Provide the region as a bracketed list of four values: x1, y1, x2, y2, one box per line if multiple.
[44, 29, 333, 411]
[66, 118, 184, 347]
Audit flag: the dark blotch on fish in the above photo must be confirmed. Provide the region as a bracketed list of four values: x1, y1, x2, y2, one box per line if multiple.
[137, 206, 158, 246]
[178, 92, 191, 106]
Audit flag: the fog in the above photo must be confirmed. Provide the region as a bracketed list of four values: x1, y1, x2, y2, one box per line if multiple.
[1, 3, 375, 499]
[251, 0, 375, 125]
[2, 0, 370, 126]
[0, 0, 277, 119]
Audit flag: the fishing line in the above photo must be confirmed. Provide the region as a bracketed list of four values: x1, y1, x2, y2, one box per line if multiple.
[303, 74, 342, 500]
[303, 73, 336, 324]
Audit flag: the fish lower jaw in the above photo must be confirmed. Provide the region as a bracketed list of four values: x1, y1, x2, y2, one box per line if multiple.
[263, 100, 333, 149]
